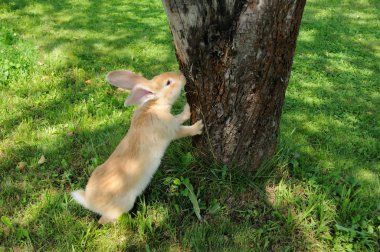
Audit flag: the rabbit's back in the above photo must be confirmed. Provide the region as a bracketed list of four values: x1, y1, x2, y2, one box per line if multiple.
[84, 102, 173, 205]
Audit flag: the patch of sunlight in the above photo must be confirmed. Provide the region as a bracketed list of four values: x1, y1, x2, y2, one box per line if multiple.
[92, 41, 114, 54]
[90, 204, 173, 250]
[72, 108, 127, 132]
[23, 3, 52, 16]
[40, 124, 64, 137]
[294, 52, 320, 62]
[325, 51, 351, 61]
[369, 91, 380, 100]
[299, 145, 321, 161]
[343, 11, 378, 21]
[298, 29, 317, 43]
[0, 91, 23, 111]
[354, 168, 380, 192]
[18, 190, 60, 224]
[282, 111, 309, 122]
[146, 203, 169, 228]
[342, 113, 359, 125]
[9, 119, 36, 140]
[351, 0, 378, 5]
[288, 78, 321, 90]
[68, 0, 91, 8]
[272, 180, 296, 207]
[320, 114, 346, 128]
[372, 43, 380, 55]
[325, 61, 356, 76]
[52, 12, 74, 23]
[168, 245, 186, 251]
[318, 159, 337, 171]
[266, 177, 337, 249]
[85, 225, 135, 251]
[48, 47, 70, 67]
[303, 121, 322, 135]
[233, 227, 255, 247]
[22, 4, 75, 29]
[311, 7, 333, 20]
[301, 96, 325, 107]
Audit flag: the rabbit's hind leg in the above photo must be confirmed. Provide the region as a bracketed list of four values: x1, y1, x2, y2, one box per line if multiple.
[98, 195, 136, 224]
[120, 194, 136, 213]
[98, 215, 115, 225]
[97, 206, 123, 225]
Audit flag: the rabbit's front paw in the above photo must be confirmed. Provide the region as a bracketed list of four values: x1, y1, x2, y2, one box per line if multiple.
[182, 103, 191, 121]
[193, 120, 204, 135]
[177, 103, 191, 123]
[180, 103, 191, 122]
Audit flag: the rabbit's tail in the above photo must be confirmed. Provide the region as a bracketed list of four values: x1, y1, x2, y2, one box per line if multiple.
[71, 189, 89, 208]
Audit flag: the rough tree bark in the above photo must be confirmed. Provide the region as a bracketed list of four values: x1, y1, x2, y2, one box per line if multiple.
[162, 0, 306, 170]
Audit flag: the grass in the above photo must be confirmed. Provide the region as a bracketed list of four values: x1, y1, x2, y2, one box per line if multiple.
[0, 0, 379, 250]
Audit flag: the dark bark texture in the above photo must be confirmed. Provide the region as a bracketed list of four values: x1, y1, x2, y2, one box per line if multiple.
[162, 0, 306, 170]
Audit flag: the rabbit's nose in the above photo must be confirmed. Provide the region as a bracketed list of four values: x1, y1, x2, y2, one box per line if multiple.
[178, 72, 186, 85]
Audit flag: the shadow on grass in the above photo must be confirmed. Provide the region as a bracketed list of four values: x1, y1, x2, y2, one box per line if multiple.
[0, 120, 145, 249]
[283, 0, 379, 196]
[279, 0, 379, 249]
[0, 0, 176, 139]
[1, 128, 314, 250]
[0, 1, 175, 249]
[1, 0, 175, 76]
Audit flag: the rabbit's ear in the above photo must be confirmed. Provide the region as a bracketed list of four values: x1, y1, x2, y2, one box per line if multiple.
[106, 70, 149, 90]
[124, 86, 156, 106]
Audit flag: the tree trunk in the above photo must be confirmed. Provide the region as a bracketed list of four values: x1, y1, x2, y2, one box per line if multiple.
[162, 0, 306, 170]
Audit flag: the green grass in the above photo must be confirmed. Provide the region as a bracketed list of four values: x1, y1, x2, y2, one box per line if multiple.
[0, 0, 379, 250]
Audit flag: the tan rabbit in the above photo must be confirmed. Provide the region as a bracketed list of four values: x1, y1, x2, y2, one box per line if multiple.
[71, 70, 203, 224]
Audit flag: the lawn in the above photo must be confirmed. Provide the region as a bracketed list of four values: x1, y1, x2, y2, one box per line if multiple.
[0, 0, 379, 251]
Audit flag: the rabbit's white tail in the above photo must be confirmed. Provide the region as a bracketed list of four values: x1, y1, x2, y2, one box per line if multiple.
[71, 190, 88, 208]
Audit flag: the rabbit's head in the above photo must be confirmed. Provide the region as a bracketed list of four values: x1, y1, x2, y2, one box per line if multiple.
[106, 70, 186, 106]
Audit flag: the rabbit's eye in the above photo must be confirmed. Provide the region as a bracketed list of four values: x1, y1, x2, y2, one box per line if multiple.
[166, 80, 172, 86]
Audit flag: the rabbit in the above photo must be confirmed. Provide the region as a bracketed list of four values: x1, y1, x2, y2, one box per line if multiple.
[71, 70, 203, 224]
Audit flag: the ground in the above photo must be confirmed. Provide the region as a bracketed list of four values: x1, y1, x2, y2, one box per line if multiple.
[0, 0, 379, 251]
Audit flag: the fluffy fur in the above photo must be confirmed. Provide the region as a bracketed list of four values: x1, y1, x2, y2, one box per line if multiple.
[71, 70, 203, 224]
